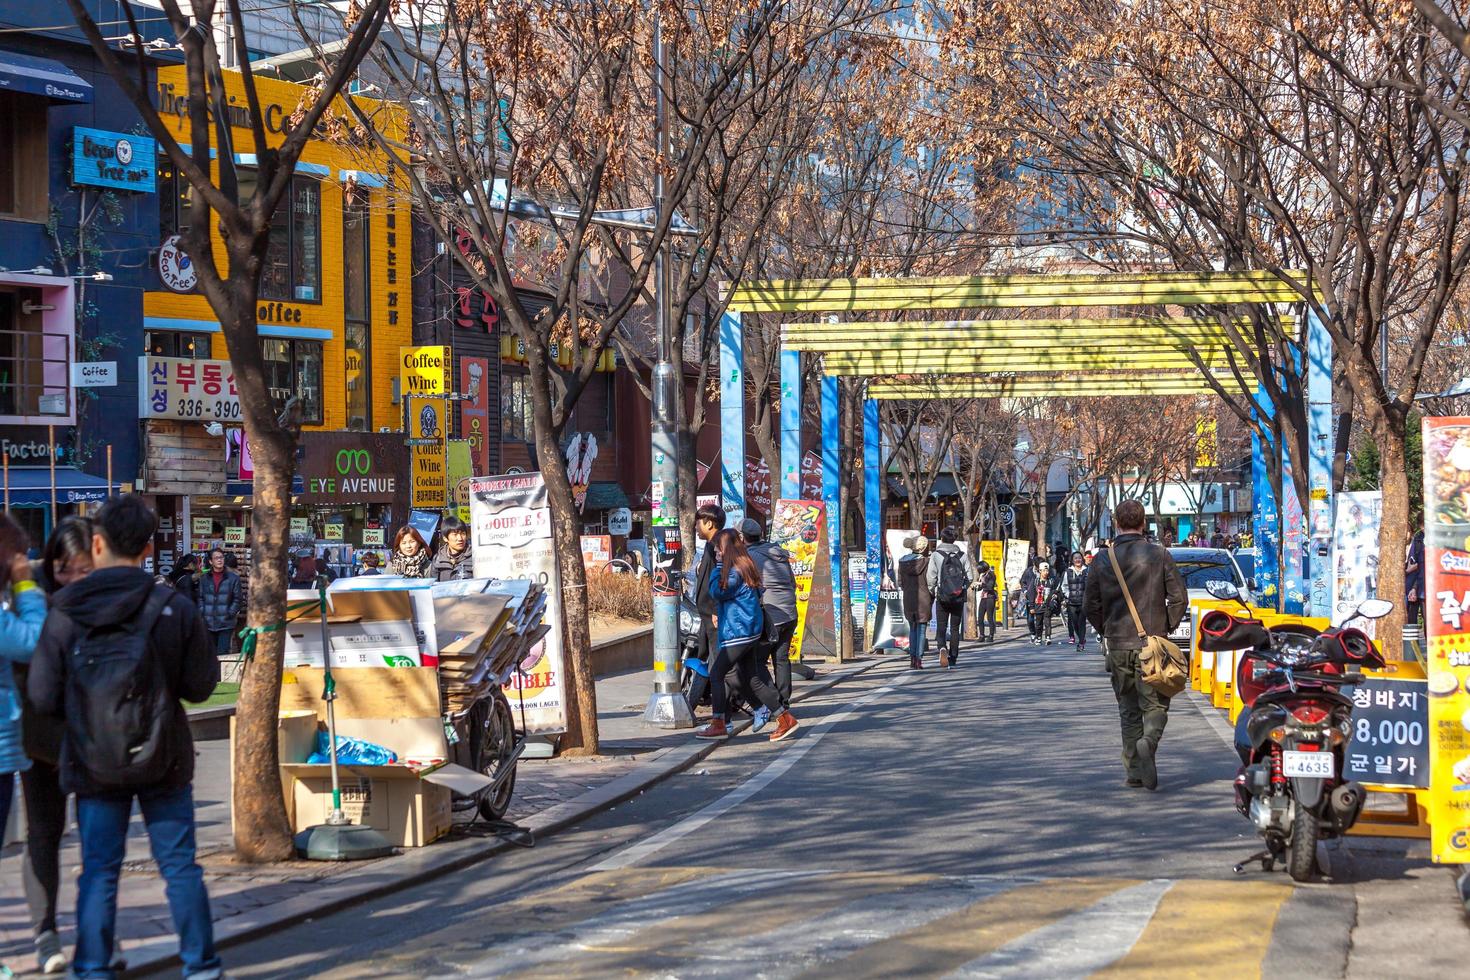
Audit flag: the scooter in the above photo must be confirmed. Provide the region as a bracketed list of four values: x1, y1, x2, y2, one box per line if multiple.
[1199, 582, 1391, 881]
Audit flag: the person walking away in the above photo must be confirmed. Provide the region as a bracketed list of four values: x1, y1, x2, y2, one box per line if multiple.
[1084, 498, 1187, 791]
[28, 494, 222, 980]
[197, 549, 241, 657]
[740, 518, 797, 729]
[388, 526, 432, 578]
[0, 515, 48, 976]
[168, 553, 199, 607]
[288, 551, 318, 589]
[927, 527, 973, 668]
[431, 517, 475, 581]
[898, 535, 932, 668]
[689, 504, 725, 708]
[1061, 552, 1089, 650]
[1406, 527, 1426, 638]
[694, 529, 797, 742]
[975, 561, 998, 643]
[22, 518, 94, 974]
[358, 552, 383, 576]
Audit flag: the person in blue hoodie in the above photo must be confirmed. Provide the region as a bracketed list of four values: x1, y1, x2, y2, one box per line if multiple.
[694, 529, 799, 743]
[0, 513, 48, 975]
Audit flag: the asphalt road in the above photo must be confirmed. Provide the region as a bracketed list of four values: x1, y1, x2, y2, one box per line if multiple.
[171, 634, 1470, 979]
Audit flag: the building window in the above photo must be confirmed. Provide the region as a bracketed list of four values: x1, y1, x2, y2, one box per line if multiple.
[147, 331, 212, 359]
[158, 160, 193, 242]
[0, 93, 48, 221]
[502, 373, 532, 440]
[239, 172, 321, 303]
[0, 288, 70, 419]
[261, 338, 323, 425]
[343, 189, 371, 429]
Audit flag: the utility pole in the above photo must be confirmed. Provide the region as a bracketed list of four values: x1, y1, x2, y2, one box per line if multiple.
[643, 11, 694, 729]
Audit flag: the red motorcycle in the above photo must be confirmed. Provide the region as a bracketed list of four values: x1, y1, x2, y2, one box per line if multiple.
[1199, 583, 1391, 881]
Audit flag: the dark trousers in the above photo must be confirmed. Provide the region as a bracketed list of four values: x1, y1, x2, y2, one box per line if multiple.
[22, 758, 65, 934]
[75, 785, 221, 979]
[763, 618, 797, 705]
[1107, 644, 1170, 779]
[710, 641, 783, 720]
[208, 629, 233, 657]
[934, 601, 964, 661]
[1028, 607, 1052, 641]
[976, 597, 996, 639]
[1064, 604, 1087, 645]
[905, 614, 928, 662]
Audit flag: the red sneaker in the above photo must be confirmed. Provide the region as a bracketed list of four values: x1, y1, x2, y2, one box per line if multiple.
[695, 718, 729, 739]
[769, 713, 799, 742]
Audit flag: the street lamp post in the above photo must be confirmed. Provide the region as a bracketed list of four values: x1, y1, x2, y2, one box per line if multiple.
[642, 11, 694, 729]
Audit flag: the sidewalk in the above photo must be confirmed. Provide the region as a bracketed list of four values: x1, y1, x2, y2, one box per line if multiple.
[0, 655, 893, 976]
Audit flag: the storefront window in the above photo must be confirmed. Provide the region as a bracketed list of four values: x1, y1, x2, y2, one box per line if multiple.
[157, 160, 193, 242]
[343, 190, 371, 429]
[147, 330, 212, 359]
[241, 172, 321, 303]
[261, 338, 323, 425]
[501, 373, 533, 440]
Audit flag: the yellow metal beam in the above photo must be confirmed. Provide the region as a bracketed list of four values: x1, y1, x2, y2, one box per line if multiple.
[727, 270, 1310, 314]
[824, 348, 1228, 375]
[782, 317, 1290, 352]
[868, 381, 1219, 399]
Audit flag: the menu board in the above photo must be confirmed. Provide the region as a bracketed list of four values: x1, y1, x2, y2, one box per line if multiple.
[1344, 677, 1429, 789]
[1422, 416, 1470, 862]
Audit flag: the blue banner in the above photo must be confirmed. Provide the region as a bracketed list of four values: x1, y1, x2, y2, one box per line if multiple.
[780, 348, 801, 499]
[821, 376, 842, 652]
[718, 311, 745, 524]
[864, 397, 883, 638]
[72, 127, 155, 192]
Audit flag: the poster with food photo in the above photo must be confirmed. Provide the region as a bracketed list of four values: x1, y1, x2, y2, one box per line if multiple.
[1422, 417, 1470, 862]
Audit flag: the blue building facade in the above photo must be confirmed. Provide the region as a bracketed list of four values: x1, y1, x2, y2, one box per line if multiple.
[0, 1, 169, 542]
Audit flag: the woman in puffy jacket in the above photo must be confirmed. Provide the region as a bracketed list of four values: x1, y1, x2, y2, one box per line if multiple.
[694, 529, 797, 743]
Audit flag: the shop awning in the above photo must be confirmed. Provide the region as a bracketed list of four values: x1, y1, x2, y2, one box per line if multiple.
[0, 50, 93, 103]
[583, 481, 629, 511]
[885, 474, 960, 499]
[1, 467, 113, 506]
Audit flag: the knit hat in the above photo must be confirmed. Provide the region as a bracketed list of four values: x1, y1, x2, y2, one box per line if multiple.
[912, 535, 929, 552]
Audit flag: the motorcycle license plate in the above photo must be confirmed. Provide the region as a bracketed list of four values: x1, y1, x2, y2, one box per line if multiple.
[1281, 750, 1335, 779]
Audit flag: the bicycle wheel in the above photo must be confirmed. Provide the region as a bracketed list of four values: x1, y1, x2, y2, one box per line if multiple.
[475, 689, 519, 821]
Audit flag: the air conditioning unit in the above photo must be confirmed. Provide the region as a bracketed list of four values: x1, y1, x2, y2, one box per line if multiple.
[37, 393, 66, 415]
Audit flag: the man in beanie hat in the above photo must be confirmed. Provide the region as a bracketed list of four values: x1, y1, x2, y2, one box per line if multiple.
[898, 535, 932, 668]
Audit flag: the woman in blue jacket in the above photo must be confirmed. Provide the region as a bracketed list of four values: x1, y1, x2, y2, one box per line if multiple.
[0, 517, 48, 878]
[695, 529, 798, 743]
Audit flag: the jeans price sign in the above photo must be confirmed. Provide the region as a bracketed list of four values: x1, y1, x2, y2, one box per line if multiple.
[1344, 677, 1429, 789]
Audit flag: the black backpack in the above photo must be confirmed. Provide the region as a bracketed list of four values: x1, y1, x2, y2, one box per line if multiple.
[65, 586, 179, 789]
[938, 551, 970, 603]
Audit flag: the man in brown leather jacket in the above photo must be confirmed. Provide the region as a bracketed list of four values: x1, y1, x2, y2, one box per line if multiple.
[1084, 499, 1187, 790]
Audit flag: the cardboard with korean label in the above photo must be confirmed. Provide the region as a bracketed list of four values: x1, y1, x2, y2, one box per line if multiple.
[282, 589, 423, 668]
[328, 577, 439, 667]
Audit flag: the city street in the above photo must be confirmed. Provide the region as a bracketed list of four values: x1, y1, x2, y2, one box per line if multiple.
[189, 635, 1470, 979]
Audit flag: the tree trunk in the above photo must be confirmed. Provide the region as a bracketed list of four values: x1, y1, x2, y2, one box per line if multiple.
[1375, 422, 1410, 653]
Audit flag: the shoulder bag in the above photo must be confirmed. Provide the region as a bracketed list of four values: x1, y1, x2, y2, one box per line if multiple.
[1108, 553, 1189, 697]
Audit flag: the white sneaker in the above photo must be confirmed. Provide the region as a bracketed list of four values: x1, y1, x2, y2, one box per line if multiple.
[35, 930, 65, 975]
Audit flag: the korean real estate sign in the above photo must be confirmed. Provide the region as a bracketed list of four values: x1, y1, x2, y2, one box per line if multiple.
[1421, 417, 1470, 862]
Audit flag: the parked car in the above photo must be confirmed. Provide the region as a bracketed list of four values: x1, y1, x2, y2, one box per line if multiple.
[1166, 547, 1256, 643]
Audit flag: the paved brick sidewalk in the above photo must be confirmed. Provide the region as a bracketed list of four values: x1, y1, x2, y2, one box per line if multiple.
[0, 660, 872, 975]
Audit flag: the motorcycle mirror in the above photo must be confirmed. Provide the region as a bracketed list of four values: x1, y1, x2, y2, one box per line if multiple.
[1356, 598, 1394, 620]
[1205, 580, 1241, 601]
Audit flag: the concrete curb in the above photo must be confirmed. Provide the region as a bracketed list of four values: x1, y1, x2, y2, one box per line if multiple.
[124, 654, 895, 976]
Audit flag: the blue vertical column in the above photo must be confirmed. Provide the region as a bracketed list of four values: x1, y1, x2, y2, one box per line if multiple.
[780, 347, 802, 500]
[718, 311, 745, 525]
[864, 397, 883, 637]
[1252, 401, 1282, 611]
[821, 374, 842, 653]
[1306, 311, 1334, 618]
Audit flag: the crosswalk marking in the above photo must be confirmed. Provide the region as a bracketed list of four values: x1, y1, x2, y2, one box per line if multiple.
[1094, 879, 1292, 978]
[946, 879, 1173, 978]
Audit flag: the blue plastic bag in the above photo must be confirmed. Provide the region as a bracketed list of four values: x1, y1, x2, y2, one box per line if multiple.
[306, 731, 398, 766]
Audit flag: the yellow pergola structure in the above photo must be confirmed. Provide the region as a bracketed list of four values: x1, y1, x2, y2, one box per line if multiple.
[715, 269, 1315, 648]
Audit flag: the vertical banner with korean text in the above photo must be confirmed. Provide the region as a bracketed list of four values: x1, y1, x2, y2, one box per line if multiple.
[402, 345, 450, 510]
[771, 499, 836, 662]
[1422, 417, 1470, 862]
[460, 356, 491, 474]
[470, 473, 567, 734]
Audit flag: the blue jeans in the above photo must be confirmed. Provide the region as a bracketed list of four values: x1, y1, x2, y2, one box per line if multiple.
[906, 615, 927, 662]
[74, 785, 221, 979]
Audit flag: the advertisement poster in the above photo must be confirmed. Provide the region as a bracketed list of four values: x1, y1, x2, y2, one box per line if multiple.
[1332, 490, 1383, 633]
[469, 473, 566, 734]
[460, 356, 491, 474]
[580, 534, 612, 571]
[981, 540, 1005, 610]
[447, 439, 473, 522]
[410, 396, 448, 509]
[1004, 538, 1030, 620]
[771, 499, 836, 662]
[847, 553, 868, 630]
[1422, 417, 1470, 862]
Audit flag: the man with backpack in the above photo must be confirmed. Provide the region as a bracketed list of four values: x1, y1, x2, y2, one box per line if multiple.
[740, 518, 798, 730]
[28, 494, 222, 979]
[926, 527, 974, 668]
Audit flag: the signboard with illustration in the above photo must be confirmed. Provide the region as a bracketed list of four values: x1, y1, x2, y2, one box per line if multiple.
[580, 535, 612, 571]
[981, 540, 1005, 612]
[138, 356, 240, 422]
[469, 473, 566, 734]
[565, 433, 598, 512]
[1422, 416, 1470, 863]
[1331, 490, 1383, 634]
[771, 499, 836, 662]
[409, 397, 448, 509]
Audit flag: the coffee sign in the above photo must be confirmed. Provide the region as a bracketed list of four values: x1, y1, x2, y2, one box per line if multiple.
[297, 432, 407, 504]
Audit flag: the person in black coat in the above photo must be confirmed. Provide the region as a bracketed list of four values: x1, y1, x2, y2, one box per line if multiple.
[168, 552, 199, 607]
[196, 549, 242, 655]
[897, 535, 932, 669]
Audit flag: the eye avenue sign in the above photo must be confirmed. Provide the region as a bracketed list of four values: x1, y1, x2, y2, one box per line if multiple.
[297, 432, 406, 504]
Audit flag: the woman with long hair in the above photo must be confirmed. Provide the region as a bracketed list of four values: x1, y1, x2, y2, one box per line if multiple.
[388, 526, 432, 578]
[0, 514, 49, 972]
[694, 529, 797, 743]
[22, 517, 93, 973]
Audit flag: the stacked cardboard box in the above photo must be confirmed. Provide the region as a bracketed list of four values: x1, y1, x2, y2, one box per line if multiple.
[432, 579, 549, 716]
